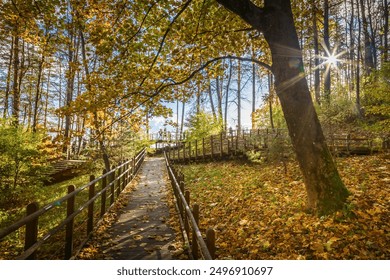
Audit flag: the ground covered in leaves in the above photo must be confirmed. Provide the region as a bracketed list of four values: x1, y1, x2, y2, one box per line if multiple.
[179, 154, 389, 260]
[77, 165, 187, 260]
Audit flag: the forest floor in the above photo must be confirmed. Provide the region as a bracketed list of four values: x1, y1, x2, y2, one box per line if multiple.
[179, 153, 389, 260]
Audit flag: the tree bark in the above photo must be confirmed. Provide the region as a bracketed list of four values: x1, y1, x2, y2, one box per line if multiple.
[323, 0, 331, 98]
[32, 53, 45, 132]
[208, 80, 217, 120]
[356, 0, 362, 117]
[383, 0, 389, 62]
[12, 34, 20, 126]
[237, 60, 242, 133]
[359, 0, 375, 74]
[268, 72, 275, 130]
[224, 60, 232, 131]
[3, 37, 13, 119]
[312, 1, 321, 104]
[216, 76, 223, 124]
[80, 29, 111, 171]
[216, 0, 349, 214]
[251, 48, 256, 129]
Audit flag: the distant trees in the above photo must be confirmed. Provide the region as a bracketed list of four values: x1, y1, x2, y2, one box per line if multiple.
[0, 0, 388, 213]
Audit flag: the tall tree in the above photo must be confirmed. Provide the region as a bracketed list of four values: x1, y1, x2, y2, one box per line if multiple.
[237, 60, 242, 133]
[312, 0, 321, 104]
[11, 33, 20, 126]
[323, 0, 331, 98]
[359, 0, 375, 74]
[383, 0, 389, 62]
[216, 0, 349, 214]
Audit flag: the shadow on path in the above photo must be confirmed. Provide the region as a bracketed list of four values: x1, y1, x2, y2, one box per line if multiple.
[102, 157, 175, 260]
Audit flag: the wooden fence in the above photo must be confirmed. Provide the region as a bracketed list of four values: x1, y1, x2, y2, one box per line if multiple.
[0, 148, 146, 260]
[161, 129, 388, 163]
[164, 152, 216, 260]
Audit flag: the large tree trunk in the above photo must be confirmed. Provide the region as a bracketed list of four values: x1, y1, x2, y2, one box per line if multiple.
[217, 0, 349, 214]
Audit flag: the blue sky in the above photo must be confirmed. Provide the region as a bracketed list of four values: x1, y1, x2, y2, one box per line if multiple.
[149, 75, 270, 133]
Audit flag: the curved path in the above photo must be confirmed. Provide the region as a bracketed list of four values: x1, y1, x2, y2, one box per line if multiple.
[102, 157, 175, 260]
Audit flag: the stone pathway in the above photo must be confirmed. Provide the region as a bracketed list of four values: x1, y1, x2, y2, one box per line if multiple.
[102, 157, 175, 260]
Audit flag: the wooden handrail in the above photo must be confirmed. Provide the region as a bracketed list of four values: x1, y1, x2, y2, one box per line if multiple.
[0, 148, 146, 259]
[164, 152, 215, 260]
[161, 128, 387, 161]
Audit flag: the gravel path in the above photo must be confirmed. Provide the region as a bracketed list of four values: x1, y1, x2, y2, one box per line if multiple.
[102, 157, 176, 260]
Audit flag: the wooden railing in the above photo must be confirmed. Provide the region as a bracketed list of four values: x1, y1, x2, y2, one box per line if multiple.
[164, 129, 289, 162]
[164, 152, 216, 260]
[161, 129, 388, 162]
[0, 148, 146, 260]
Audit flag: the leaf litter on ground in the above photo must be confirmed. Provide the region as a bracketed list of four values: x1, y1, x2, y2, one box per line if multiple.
[179, 154, 389, 260]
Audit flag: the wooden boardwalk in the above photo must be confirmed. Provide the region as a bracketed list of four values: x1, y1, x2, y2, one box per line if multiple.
[101, 157, 176, 260]
[159, 129, 388, 163]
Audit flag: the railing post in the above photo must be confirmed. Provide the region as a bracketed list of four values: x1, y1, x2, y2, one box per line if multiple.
[192, 204, 199, 260]
[126, 161, 130, 186]
[122, 162, 126, 190]
[87, 175, 95, 235]
[116, 167, 121, 198]
[65, 185, 75, 259]
[185, 190, 190, 236]
[180, 180, 185, 220]
[132, 158, 135, 178]
[101, 170, 107, 217]
[206, 228, 216, 259]
[110, 166, 115, 205]
[25, 202, 39, 260]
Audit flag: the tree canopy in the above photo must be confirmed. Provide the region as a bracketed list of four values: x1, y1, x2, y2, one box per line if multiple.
[0, 0, 388, 213]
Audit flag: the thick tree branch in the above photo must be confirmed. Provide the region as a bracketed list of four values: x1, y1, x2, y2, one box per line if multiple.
[216, 0, 266, 31]
[156, 55, 271, 93]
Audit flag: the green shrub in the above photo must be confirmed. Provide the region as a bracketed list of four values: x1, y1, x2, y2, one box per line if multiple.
[0, 120, 52, 210]
[185, 110, 223, 142]
[361, 62, 390, 133]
